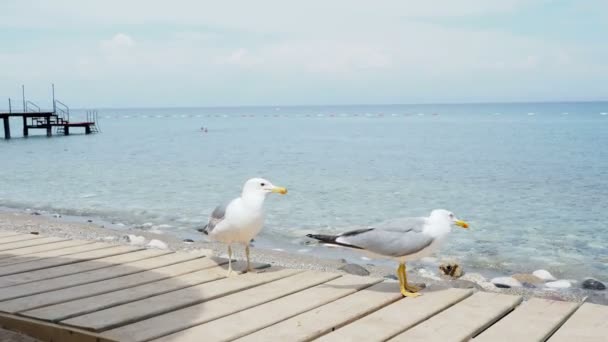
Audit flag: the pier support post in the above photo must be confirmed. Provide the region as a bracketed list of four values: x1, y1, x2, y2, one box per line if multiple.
[2, 117, 10, 139]
[22, 117, 28, 137]
[64, 125, 69, 136]
[85, 125, 91, 134]
[45, 116, 52, 137]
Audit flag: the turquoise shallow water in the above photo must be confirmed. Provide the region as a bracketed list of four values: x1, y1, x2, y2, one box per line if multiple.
[1, 102, 607, 280]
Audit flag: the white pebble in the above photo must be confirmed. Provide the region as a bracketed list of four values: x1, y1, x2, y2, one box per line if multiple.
[533, 269, 557, 281]
[491, 276, 523, 288]
[545, 279, 571, 289]
[147, 239, 169, 250]
[126, 234, 146, 246]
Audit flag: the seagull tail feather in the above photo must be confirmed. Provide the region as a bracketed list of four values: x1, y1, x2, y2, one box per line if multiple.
[306, 233, 338, 244]
[306, 233, 364, 250]
[197, 225, 209, 235]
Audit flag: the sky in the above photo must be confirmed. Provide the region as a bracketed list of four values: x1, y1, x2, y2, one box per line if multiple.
[1, 0, 607, 108]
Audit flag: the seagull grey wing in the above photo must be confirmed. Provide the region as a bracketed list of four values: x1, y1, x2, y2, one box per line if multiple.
[203, 203, 228, 234]
[336, 229, 434, 257]
[374, 217, 428, 233]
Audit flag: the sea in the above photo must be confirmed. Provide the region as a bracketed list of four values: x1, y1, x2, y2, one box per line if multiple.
[1, 102, 607, 280]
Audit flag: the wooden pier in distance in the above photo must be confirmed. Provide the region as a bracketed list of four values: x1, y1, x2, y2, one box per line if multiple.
[2, 84, 99, 139]
[0, 230, 605, 342]
[0, 112, 97, 139]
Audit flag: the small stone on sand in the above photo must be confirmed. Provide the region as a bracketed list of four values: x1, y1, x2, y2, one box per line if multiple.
[581, 279, 605, 291]
[339, 263, 370, 276]
[533, 269, 557, 281]
[545, 279, 571, 289]
[512, 273, 543, 284]
[123, 234, 146, 246]
[491, 276, 523, 288]
[147, 239, 169, 250]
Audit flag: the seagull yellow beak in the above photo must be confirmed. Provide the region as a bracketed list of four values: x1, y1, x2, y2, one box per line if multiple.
[271, 186, 288, 195]
[455, 220, 469, 229]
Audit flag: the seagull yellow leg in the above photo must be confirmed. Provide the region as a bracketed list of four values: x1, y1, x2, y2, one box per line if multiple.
[398, 262, 421, 297]
[245, 244, 254, 273]
[227, 244, 233, 276]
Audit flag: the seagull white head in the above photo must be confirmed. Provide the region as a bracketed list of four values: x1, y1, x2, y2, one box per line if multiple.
[429, 209, 469, 229]
[242, 178, 288, 198]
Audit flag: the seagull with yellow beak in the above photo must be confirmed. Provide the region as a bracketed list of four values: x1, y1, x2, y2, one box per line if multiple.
[307, 209, 469, 297]
[199, 178, 287, 275]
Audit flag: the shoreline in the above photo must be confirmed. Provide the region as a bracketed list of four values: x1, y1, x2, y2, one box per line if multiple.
[0, 209, 606, 305]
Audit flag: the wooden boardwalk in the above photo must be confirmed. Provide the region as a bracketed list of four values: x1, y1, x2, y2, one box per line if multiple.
[0, 231, 605, 342]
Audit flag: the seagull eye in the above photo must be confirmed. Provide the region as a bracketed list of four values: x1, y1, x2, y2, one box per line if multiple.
[260, 183, 265, 187]
[449, 213, 454, 218]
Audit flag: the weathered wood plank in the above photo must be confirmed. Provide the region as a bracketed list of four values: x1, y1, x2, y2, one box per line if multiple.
[320, 288, 472, 342]
[149, 275, 382, 342]
[13, 255, 224, 316]
[0, 242, 116, 270]
[0, 240, 100, 266]
[0, 249, 175, 304]
[0, 231, 21, 238]
[549, 303, 608, 342]
[0, 312, 109, 342]
[389, 292, 523, 342]
[0, 235, 42, 245]
[103, 270, 341, 342]
[0, 246, 143, 288]
[63, 267, 302, 332]
[237, 280, 403, 342]
[317, 288, 472, 342]
[0, 237, 68, 254]
[474, 298, 580, 342]
[0, 240, 93, 260]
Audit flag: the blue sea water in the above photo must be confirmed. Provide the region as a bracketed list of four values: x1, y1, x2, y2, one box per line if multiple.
[1, 102, 607, 280]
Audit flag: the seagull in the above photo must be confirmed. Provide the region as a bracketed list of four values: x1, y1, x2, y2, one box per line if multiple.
[307, 209, 469, 297]
[199, 178, 287, 275]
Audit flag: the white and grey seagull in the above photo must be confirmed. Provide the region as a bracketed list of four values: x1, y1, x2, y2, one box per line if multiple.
[199, 178, 287, 275]
[307, 209, 469, 297]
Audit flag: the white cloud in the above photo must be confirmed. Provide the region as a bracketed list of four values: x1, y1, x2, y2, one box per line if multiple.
[1, 0, 606, 106]
[100, 33, 135, 51]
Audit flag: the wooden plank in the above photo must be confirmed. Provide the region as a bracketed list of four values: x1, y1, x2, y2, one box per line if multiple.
[0, 231, 22, 238]
[474, 298, 580, 342]
[149, 275, 383, 342]
[103, 270, 341, 342]
[0, 242, 115, 270]
[0, 249, 174, 304]
[318, 288, 473, 342]
[0, 240, 99, 265]
[62, 267, 302, 332]
[0, 235, 42, 245]
[0, 312, 109, 342]
[237, 280, 403, 342]
[389, 292, 523, 342]
[0, 239, 92, 260]
[11, 255, 222, 315]
[0, 237, 67, 254]
[549, 303, 608, 342]
[0, 246, 143, 288]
